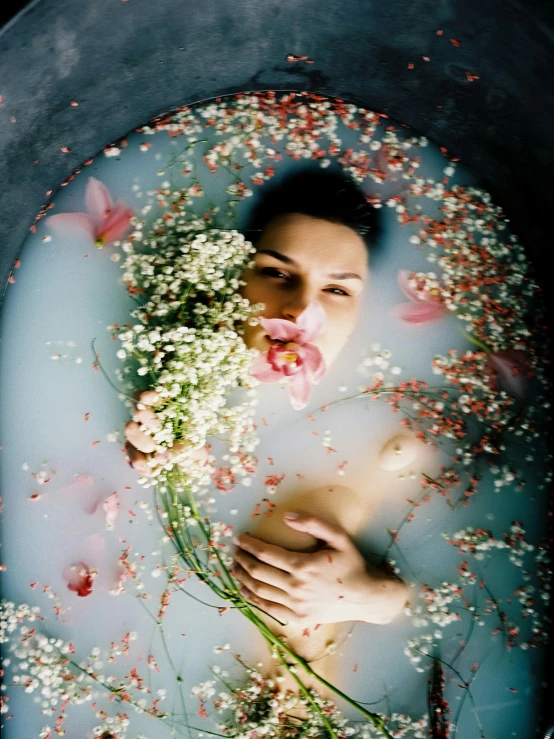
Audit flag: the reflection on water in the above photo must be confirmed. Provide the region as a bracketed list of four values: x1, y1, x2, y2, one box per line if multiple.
[0, 92, 550, 738]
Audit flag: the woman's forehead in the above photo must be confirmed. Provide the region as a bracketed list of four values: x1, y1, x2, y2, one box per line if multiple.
[257, 213, 368, 264]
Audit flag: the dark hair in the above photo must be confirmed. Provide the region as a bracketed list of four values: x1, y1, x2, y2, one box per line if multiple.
[241, 165, 380, 253]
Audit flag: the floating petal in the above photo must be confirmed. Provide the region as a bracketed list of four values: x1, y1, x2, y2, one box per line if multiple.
[394, 301, 447, 324]
[46, 213, 96, 243]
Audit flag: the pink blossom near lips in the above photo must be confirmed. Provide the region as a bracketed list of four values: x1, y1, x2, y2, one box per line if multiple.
[249, 301, 327, 410]
[394, 269, 448, 324]
[46, 176, 133, 248]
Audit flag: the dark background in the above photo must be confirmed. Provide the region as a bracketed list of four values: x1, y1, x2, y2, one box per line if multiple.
[1, 0, 553, 733]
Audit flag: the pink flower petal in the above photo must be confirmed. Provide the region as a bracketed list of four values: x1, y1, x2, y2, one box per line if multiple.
[46, 213, 97, 243]
[259, 315, 302, 342]
[398, 269, 422, 302]
[394, 301, 447, 325]
[82, 492, 103, 516]
[97, 201, 134, 244]
[294, 301, 327, 343]
[300, 342, 326, 384]
[56, 475, 102, 515]
[249, 352, 286, 382]
[62, 561, 94, 597]
[102, 492, 120, 528]
[287, 368, 312, 410]
[85, 177, 114, 228]
[259, 301, 326, 344]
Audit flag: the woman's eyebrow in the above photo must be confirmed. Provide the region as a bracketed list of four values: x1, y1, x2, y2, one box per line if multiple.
[256, 249, 363, 281]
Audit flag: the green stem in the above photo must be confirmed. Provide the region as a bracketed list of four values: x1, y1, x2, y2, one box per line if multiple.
[459, 325, 491, 353]
[90, 338, 136, 401]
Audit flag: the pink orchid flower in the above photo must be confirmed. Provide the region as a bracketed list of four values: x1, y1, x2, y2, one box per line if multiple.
[249, 301, 327, 410]
[394, 269, 448, 324]
[47, 176, 133, 248]
[487, 349, 529, 400]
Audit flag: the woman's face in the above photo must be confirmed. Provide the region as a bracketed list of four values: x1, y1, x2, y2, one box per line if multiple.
[237, 213, 369, 370]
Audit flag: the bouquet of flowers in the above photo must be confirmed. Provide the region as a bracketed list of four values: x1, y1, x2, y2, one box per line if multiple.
[112, 196, 264, 489]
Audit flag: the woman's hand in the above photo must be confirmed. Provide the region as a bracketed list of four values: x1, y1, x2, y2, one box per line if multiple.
[232, 513, 410, 627]
[124, 390, 208, 476]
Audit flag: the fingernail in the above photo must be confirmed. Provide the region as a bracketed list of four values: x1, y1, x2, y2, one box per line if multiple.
[232, 536, 241, 546]
[283, 512, 299, 519]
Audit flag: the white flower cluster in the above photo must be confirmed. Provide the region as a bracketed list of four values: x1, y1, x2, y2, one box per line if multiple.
[1, 602, 96, 714]
[114, 202, 266, 488]
[0, 600, 43, 646]
[139, 94, 387, 189]
[406, 582, 463, 628]
[192, 663, 429, 739]
[403, 631, 443, 672]
[356, 345, 401, 385]
[358, 713, 429, 739]
[1, 601, 165, 736]
[443, 524, 535, 566]
[441, 529, 551, 650]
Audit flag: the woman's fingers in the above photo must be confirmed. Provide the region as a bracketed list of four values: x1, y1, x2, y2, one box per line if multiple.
[134, 408, 162, 432]
[139, 389, 162, 407]
[233, 548, 294, 591]
[171, 441, 210, 466]
[239, 588, 304, 627]
[125, 441, 157, 477]
[132, 389, 162, 407]
[232, 562, 297, 609]
[234, 534, 308, 574]
[124, 421, 157, 454]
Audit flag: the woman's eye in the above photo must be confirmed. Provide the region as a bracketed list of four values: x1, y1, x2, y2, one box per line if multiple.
[259, 267, 287, 279]
[258, 267, 351, 297]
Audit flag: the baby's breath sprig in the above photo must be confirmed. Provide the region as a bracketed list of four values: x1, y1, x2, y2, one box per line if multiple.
[0, 601, 170, 738]
[192, 655, 430, 739]
[112, 197, 266, 489]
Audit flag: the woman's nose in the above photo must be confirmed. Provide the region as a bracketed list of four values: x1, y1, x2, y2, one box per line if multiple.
[280, 290, 320, 322]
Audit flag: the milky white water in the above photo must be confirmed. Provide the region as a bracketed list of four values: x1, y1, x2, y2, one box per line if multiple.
[0, 93, 549, 738]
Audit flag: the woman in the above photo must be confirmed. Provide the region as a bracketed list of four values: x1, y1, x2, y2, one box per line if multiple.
[124, 168, 411, 679]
